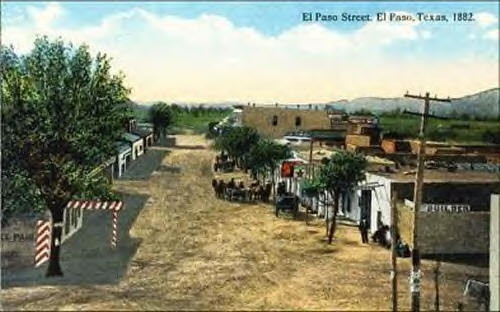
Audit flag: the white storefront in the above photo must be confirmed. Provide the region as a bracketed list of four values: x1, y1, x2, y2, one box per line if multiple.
[123, 133, 143, 160]
[115, 142, 132, 177]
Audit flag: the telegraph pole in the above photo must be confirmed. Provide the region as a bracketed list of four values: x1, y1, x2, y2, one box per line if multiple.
[391, 191, 399, 312]
[404, 91, 450, 312]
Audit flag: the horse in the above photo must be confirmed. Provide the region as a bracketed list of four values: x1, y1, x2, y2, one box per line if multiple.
[216, 179, 226, 199]
[371, 225, 391, 248]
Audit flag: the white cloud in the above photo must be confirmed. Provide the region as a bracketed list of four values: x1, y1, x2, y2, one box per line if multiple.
[2, 4, 498, 103]
[484, 29, 499, 41]
[420, 30, 432, 39]
[27, 3, 64, 30]
[475, 12, 498, 28]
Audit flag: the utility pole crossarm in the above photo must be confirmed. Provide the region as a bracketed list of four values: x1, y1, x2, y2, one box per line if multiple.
[404, 93, 452, 103]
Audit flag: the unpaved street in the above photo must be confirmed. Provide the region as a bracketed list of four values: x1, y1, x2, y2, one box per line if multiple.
[1, 135, 487, 310]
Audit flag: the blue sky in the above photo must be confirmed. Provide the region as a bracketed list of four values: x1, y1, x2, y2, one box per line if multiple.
[2, 2, 498, 103]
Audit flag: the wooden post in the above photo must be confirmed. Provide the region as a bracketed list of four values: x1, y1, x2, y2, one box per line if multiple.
[410, 93, 429, 312]
[404, 91, 450, 312]
[391, 191, 398, 312]
[308, 139, 314, 180]
[434, 260, 441, 312]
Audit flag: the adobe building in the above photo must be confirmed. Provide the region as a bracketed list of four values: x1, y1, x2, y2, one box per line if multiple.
[114, 141, 132, 178]
[344, 115, 382, 154]
[241, 105, 346, 138]
[122, 133, 144, 160]
[343, 168, 499, 255]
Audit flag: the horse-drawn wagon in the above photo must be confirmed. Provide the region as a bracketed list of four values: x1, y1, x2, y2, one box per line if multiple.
[275, 194, 300, 218]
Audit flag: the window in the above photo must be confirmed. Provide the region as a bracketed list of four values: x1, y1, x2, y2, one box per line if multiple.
[272, 115, 278, 126]
[295, 116, 301, 126]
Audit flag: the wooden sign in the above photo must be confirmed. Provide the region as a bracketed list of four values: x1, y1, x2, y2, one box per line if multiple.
[421, 203, 471, 213]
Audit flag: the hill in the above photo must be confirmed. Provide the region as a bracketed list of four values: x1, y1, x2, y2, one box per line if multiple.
[327, 88, 499, 119]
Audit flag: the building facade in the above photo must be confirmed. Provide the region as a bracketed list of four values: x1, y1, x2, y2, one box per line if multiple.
[241, 106, 343, 138]
[345, 170, 499, 232]
[115, 142, 132, 178]
[122, 133, 143, 160]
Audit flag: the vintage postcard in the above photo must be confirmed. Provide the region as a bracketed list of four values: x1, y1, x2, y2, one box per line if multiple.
[1, 1, 499, 311]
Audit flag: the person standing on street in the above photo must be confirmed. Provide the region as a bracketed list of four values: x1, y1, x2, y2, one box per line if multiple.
[359, 218, 369, 244]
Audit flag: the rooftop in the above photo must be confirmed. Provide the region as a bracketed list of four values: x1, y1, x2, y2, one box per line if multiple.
[115, 141, 132, 154]
[122, 132, 141, 142]
[132, 128, 153, 138]
[369, 168, 500, 183]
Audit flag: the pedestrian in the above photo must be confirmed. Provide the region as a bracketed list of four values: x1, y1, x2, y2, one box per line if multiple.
[359, 218, 369, 244]
[214, 155, 220, 172]
[227, 178, 235, 189]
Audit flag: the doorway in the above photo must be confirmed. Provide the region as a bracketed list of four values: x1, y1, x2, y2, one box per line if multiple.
[360, 190, 372, 228]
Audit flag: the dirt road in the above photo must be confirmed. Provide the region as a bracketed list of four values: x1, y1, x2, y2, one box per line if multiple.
[1, 135, 487, 310]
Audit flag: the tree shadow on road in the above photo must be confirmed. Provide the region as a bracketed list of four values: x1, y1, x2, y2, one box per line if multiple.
[157, 165, 182, 174]
[1, 192, 149, 288]
[171, 145, 206, 150]
[120, 149, 170, 181]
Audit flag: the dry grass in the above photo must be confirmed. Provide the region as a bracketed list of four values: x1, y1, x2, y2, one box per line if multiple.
[1, 134, 487, 311]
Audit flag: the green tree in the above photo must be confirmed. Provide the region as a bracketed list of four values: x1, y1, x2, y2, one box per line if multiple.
[247, 139, 292, 196]
[214, 126, 260, 168]
[149, 102, 172, 140]
[314, 150, 367, 244]
[1, 37, 131, 276]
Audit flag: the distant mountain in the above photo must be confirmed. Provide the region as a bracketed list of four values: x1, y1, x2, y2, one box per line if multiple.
[326, 88, 499, 118]
[129, 88, 499, 118]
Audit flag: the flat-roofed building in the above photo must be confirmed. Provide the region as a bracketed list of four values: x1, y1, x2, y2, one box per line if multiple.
[241, 105, 346, 138]
[344, 168, 500, 255]
[122, 133, 143, 160]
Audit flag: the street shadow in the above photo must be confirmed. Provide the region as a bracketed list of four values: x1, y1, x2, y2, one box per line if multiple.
[308, 248, 338, 255]
[171, 145, 206, 150]
[120, 149, 170, 181]
[157, 165, 182, 174]
[1, 192, 149, 288]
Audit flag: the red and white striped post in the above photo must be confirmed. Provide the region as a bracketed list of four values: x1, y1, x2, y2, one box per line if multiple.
[65, 200, 124, 248]
[35, 220, 51, 267]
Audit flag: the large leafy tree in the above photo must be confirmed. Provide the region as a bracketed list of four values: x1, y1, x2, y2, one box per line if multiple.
[247, 139, 292, 195]
[149, 102, 172, 140]
[214, 126, 260, 168]
[314, 150, 367, 244]
[1, 37, 132, 276]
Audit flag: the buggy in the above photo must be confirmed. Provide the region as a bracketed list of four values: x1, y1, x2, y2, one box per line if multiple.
[275, 194, 299, 218]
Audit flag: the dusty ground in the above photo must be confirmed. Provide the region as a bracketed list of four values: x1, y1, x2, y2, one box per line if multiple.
[1, 135, 488, 310]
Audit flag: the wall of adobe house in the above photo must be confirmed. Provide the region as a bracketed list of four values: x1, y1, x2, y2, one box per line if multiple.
[241, 107, 332, 138]
[396, 204, 489, 255]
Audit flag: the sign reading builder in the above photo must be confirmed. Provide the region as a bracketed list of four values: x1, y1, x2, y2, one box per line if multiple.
[421, 203, 471, 213]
